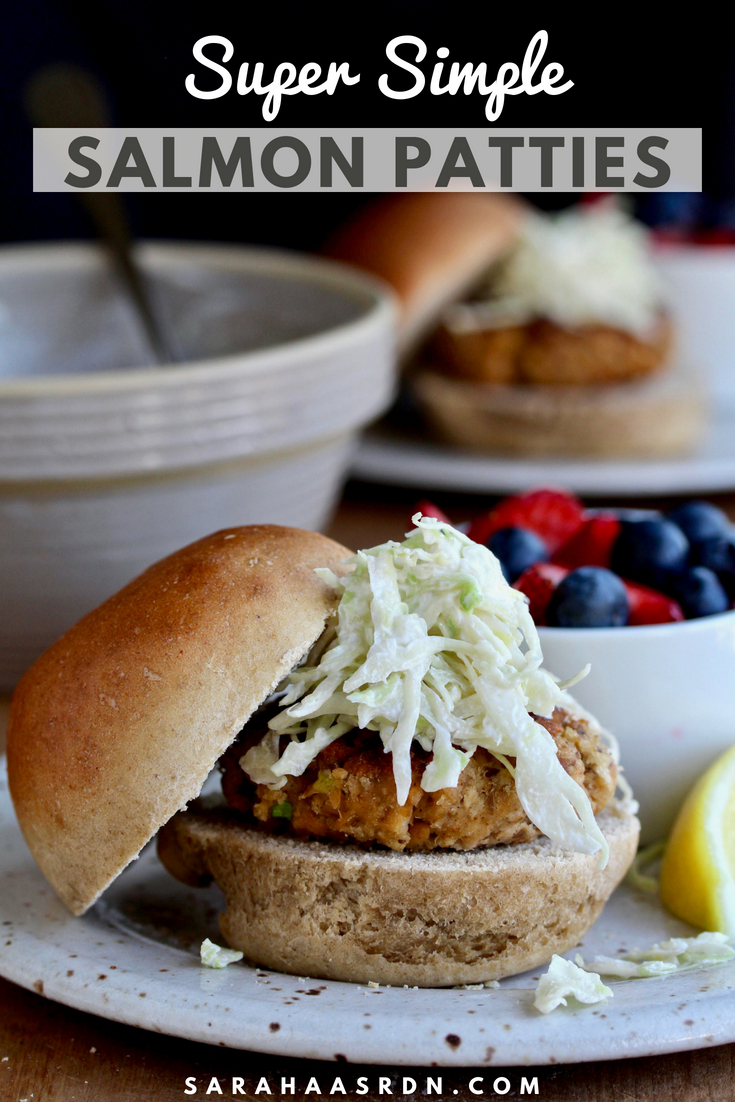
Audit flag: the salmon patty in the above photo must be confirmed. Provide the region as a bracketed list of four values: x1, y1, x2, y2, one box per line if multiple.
[431, 315, 672, 387]
[220, 706, 616, 852]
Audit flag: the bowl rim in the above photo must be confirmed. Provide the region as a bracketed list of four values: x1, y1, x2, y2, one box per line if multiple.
[0, 240, 398, 399]
[538, 605, 735, 640]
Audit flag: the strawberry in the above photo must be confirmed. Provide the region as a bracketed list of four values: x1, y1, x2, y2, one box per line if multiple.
[513, 563, 569, 624]
[552, 513, 621, 569]
[413, 500, 451, 524]
[468, 489, 586, 553]
[623, 579, 685, 625]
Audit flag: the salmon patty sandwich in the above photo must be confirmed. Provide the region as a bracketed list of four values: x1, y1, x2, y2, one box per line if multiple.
[8, 518, 639, 986]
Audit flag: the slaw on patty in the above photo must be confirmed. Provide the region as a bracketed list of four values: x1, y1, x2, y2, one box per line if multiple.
[241, 515, 620, 867]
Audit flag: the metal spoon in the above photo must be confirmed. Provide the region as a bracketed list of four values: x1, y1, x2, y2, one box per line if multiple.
[25, 63, 173, 365]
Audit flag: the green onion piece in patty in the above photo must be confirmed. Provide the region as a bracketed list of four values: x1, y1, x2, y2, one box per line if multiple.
[271, 801, 293, 820]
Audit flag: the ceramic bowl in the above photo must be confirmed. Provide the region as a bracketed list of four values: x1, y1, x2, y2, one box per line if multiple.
[0, 241, 397, 693]
[539, 611, 735, 844]
[655, 244, 735, 406]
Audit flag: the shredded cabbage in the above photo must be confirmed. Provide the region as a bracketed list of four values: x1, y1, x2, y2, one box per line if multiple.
[577, 932, 735, 979]
[534, 955, 613, 1014]
[200, 938, 244, 969]
[447, 205, 662, 338]
[626, 840, 665, 894]
[535, 933, 734, 1012]
[240, 515, 608, 866]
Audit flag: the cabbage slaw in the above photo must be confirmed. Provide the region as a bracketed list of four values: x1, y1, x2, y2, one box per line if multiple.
[241, 515, 609, 866]
[445, 204, 662, 338]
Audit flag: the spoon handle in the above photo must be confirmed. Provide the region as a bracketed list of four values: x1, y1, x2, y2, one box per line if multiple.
[25, 64, 173, 365]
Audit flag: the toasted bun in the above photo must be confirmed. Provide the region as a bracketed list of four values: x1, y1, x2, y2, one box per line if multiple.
[7, 526, 352, 916]
[324, 193, 523, 355]
[412, 360, 706, 458]
[158, 804, 639, 986]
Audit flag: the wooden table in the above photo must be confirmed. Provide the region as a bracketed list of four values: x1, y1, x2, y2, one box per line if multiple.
[3, 482, 735, 1101]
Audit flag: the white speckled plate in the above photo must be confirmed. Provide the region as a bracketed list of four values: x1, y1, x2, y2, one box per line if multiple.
[1, 760, 735, 1068]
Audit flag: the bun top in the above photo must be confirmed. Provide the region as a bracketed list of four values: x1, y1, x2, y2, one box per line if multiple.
[324, 192, 523, 355]
[7, 525, 352, 915]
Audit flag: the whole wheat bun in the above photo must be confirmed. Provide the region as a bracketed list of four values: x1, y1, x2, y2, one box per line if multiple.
[158, 804, 639, 987]
[324, 193, 523, 356]
[7, 525, 351, 916]
[413, 359, 706, 458]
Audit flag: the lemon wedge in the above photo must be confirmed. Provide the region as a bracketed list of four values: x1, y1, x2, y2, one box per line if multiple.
[660, 744, 735, 934]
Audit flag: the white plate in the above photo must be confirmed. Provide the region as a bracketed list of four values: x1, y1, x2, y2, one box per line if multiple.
[353, 401, 735, 498]
[1, 762, 734, 1068]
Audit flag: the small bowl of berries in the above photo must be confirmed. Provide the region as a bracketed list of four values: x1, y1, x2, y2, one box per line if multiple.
[424, 488, 735, 844]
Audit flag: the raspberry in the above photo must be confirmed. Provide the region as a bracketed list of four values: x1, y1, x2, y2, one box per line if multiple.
[468, 489, 585, 553]
[623, 579, 685, 625]
[552, 513, 621, 569]
[513, 563, 569, 625]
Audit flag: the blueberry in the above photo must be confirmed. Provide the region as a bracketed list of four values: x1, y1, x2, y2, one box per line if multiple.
[667, 566, 729, 619]
[614, 508, 662, 523]
[546, 567, 629, 628]
[487, 527, 548, 583]
[690, 534, 735, 597]
[610, 518, 689, 589]
[667, 501, 731, 548]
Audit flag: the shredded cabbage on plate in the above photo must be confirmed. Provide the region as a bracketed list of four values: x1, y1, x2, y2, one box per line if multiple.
[200, 938, 244, 969]
[534, 955, 613, 1014]
[577, 931, 735, 979]
[241, 515, 609, 866]
[535, 933, 735, 1013]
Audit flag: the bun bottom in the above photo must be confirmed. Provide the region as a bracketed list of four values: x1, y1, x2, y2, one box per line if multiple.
[158, 805, 639, 987]
[412, 363, 705, 458]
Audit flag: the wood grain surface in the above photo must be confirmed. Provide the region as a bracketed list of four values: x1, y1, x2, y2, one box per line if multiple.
[3, 486, 735, 1100]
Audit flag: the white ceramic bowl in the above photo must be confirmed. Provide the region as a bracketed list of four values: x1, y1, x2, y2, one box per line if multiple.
[655, 244, 735, 406]
[539, 612, 735, 844]
[0, 241, 397, 693]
